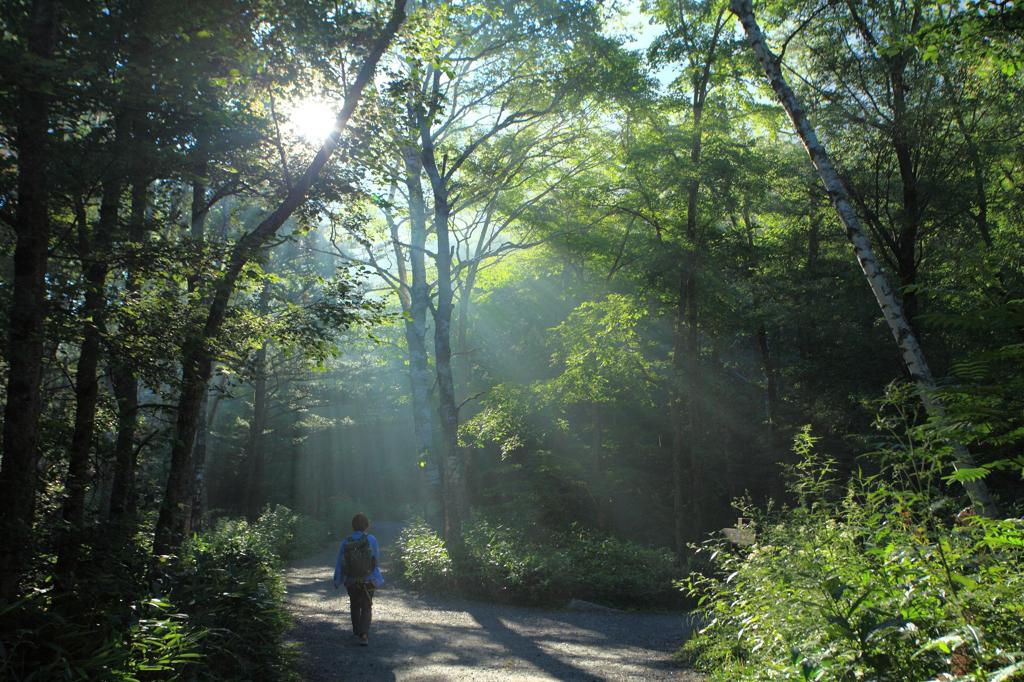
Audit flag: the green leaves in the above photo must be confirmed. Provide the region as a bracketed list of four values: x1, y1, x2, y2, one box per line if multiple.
[680, 430, 1024, 681]
[397, 517, 682, 607]
[789, 647, 825, 681]
[548, 294, 661, 405]
[946, 466, 990, 483]
[160, 511, 298, 681]
[394, 518, 454, 590]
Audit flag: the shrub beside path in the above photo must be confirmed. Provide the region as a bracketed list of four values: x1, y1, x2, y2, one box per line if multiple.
[284, 525, 704, 681]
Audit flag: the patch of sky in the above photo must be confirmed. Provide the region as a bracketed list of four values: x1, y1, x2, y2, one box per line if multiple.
[603, 0, 680, 91]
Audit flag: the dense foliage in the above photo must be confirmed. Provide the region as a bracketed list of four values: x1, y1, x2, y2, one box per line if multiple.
[393, 518, 455, 593]
[396, 516, 682, 608]
[1, 506, 315, 681]
[682, 426, 1024, 681]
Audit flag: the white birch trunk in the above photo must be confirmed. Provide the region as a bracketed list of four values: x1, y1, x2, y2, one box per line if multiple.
[729, 0, 997, 516]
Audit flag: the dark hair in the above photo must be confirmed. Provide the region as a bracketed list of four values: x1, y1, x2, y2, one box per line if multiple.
[351, 513, 370, 531]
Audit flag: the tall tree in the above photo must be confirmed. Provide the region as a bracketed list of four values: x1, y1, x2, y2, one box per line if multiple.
[152, 0, 406, 554]
[0, 0, 59, 601]
[56, 5, 154, 575]
[772, 0, 999, 332]
[243, 282, 271, 521]
[729, 0, 997, 515]
[648, 0, 736, 549]
[107, 175, 150, 524]
[331, 0, 611, 539]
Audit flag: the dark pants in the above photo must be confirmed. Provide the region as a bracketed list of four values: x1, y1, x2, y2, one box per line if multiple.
[346, 582, 375, 636]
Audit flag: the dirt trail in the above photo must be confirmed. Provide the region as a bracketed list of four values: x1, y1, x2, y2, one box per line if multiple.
[284, 528, 703, 681]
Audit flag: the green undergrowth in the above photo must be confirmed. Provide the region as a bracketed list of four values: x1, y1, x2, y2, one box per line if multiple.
[245, 504, 334, 561]
[0, 505, 319, 681]
[394, 516, 683, 608]
[680, 428, 1024, 681]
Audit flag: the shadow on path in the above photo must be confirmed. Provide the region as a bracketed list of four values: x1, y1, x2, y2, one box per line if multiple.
[465, 604, 603, 679]
[285, 537, 703, 681]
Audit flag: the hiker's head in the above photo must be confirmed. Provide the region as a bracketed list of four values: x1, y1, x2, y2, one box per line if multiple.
[352, 513, 370, 532]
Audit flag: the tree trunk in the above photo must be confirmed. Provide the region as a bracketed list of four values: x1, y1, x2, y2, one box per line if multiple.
[669, 50, 719, 552]
[741, 203, 781, 429]
[105, 12, 154, 530]
[730, 0, 997, 516]
[590, 402, 612, 532]
[796, 182, 823, 376]
[191, 373, 227, 526]
[174, 158, 212, 537]
[401, 142, 441, 514]
[190, 386, 210, 528]
[670, 406, 686, 552]
[152, 3, 405, 555]
[683, 77, 704, 373]
[420, 102, 467, 541]
[108, 369, 139, 520]
[670, 260, 690, 551]
[431, 195, 467, 542]
[56, 165, 125, 577]
[154, 341, 208, 554]
[889, 54, 923, 331]
[57, 89, 150, 573]
[242, 353, 267, 521]
[0, 0, 58, 601]
[455, 265, 477, 392]
[109, 177, 149, 523]
[244, 286, 270, 521]
[756, 324, 780, 428]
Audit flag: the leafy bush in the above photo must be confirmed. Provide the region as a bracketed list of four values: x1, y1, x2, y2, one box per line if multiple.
[460, 518, 555, 604]
[393, 517, 454, 591]
[681, 429, 1024, 681]
[0, 589, 203, 681]
[1, 507, 309, 681]
[119, 598, 205, 678]
[395, 516, 682, 608]
[554, 527, 681, 608]
[250, 504, 332, 561]
[165, 514, 294, 682]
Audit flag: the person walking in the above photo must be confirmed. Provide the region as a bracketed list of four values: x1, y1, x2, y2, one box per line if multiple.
[333, 513, 384, 646]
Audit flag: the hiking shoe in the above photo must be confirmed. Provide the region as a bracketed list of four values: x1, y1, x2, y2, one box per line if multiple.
[359, 634, 368, 646]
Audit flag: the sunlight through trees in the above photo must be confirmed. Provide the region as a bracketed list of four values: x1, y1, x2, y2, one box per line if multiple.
[1, 0, 1022, 678]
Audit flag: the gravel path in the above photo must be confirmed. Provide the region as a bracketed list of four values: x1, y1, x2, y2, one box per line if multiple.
[284, 526, 704, 681]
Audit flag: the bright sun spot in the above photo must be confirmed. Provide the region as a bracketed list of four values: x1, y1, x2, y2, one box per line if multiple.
[287, 99, 338, 144]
